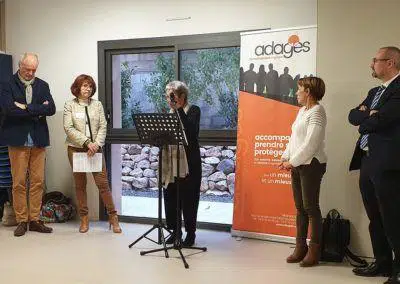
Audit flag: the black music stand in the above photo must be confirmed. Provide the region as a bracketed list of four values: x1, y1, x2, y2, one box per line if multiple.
[128, 113, 175, 257]
[129, 112, 206, 269]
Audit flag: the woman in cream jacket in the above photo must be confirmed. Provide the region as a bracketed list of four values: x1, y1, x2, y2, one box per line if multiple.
[63, 74, 121, 233]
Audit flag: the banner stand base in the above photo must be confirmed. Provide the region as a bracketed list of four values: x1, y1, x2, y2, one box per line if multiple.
[231, 229, 296, 245]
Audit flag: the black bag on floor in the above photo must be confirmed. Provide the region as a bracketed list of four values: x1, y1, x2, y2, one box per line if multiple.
[320, 209, 368, 267]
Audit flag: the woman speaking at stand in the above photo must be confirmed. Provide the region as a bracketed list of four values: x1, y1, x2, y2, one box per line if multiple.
[162, 81, 201, 247]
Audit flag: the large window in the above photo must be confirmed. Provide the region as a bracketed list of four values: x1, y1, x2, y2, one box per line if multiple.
[99, 32, 240, 228]
[111, 47, 240, 130]
[180, 47, 240, 129]
[112, 143, 236, 224]
[112, 52, 175, 129]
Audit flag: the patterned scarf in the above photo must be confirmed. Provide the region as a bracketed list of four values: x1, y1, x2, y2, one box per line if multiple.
[161, 104, 191, 186]
[18, 72, 35, 104]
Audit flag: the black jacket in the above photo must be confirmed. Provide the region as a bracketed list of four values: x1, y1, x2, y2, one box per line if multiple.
[178, 105, 201, 179]
[0, 73, 56, 147]
[349, 75, 400, 171]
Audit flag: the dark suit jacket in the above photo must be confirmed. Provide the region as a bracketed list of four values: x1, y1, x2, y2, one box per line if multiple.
[178, 105, 201, 181]
[349, 75, 400, 171]
[0, 73, 56, 147]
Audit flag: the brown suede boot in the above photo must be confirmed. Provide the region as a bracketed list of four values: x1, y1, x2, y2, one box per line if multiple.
[286, 239, 308, 263]
[300, 243, 320, 267]
[14, 222, 28, 237]
[79, 215, 89, 233]
[108, 214, 122, 233]
[29, 220, 53, 233]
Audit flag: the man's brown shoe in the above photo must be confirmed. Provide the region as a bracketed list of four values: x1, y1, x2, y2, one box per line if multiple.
[14, 222, 28, 237]
[29, 220, 53, 233]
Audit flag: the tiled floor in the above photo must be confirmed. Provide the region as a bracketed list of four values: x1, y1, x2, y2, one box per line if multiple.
[0, 222, 385, 284]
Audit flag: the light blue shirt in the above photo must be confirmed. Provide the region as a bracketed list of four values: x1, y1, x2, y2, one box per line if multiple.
[24, 133, 34, 147]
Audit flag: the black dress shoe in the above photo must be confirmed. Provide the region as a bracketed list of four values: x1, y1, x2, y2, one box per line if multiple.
[352, 261, 391, 277]
[384, 275, 393, 284]
[182, 233, 196, 247]
[29, 220, 53, 233]
[165, 232, 176, 244]
[14, 222, 28, 237]
[384, 272, 400, 284]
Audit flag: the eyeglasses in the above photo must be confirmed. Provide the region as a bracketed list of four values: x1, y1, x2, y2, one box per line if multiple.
[372, 58, 391, 63]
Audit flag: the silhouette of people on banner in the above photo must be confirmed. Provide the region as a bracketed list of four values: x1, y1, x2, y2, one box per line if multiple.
[240, 63, 311, 106]
[239, 67, 245, 91]
[279, 67, 294, 97]
[293, 74, 301, 94]
[266, 63, 279, 97]
[243, 63, 257, 93]
[256, 65, 267, 95]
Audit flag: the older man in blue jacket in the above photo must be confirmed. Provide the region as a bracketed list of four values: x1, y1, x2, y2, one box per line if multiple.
[0, 53, 56, 237]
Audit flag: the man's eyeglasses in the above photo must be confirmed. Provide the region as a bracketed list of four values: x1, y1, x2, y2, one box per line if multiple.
[372, 58, 391, 63]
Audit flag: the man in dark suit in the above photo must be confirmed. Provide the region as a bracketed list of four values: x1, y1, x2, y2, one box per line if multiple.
[349, 46, 400, 284]
[0, 53, 56, 237]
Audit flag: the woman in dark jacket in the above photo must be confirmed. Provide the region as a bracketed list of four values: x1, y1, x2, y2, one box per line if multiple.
[163, 80, 201, 247]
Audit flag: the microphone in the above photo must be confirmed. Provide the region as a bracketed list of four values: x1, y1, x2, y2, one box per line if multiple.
[169, 93, 176, 104]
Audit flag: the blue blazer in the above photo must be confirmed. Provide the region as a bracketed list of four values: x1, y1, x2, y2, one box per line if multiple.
[349, 75, 400, 171]
[0, 73, 56, 147]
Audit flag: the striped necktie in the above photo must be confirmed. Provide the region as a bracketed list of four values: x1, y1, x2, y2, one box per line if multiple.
[359, 85, 386, 149]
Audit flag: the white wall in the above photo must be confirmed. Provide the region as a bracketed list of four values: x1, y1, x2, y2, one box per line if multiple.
[7, 0, 396, 258]
[0, 0, 5, 51]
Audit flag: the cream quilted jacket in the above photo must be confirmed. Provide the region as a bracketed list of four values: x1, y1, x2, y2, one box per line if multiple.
[63, 98, 107, 148]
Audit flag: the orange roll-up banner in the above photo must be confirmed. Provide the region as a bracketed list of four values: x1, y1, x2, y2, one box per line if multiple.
[232, 26, 317, 241]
